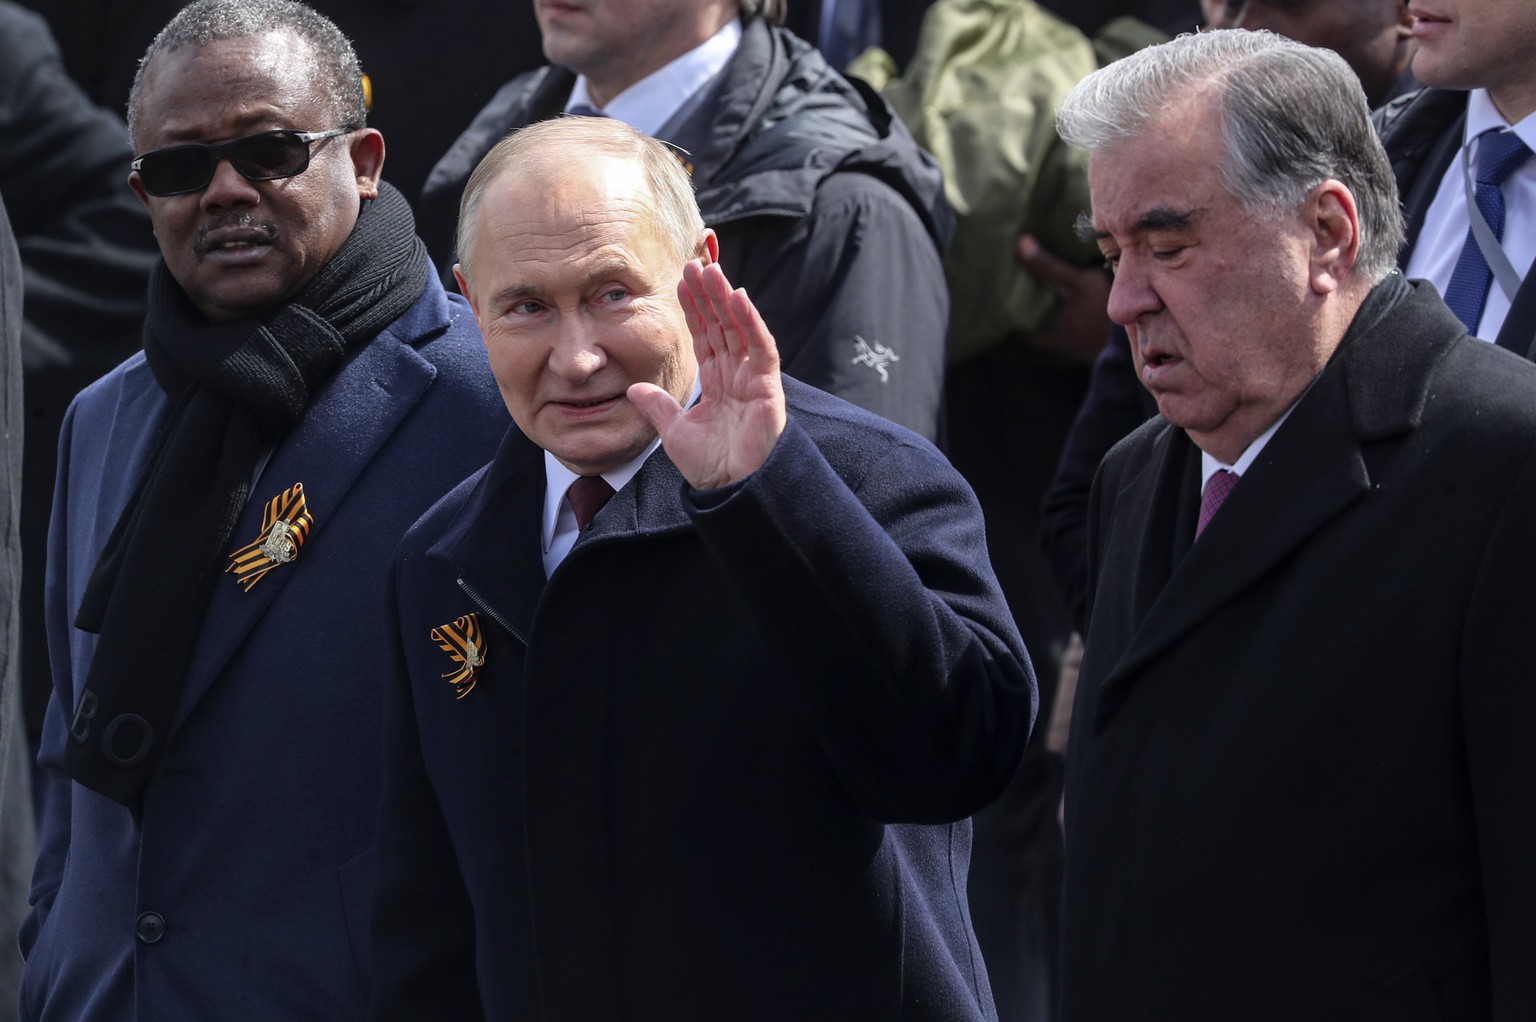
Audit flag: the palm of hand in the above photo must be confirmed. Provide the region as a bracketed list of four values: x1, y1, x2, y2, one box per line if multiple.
[627, 260, 787, 490]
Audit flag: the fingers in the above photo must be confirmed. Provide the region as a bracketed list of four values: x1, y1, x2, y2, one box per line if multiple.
[680, 260, 777, 368]
[1016, 234, 1081, 292]
[626, 381, 683, 435]
[728, 286, 780, 373]
[696, 261, 746, 360]
[678, 264, 714, 367]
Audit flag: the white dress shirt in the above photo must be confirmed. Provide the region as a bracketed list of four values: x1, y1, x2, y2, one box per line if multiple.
[1199, 401, 1297, 493]
[1403, 89, 1536, 342]
[541, 442, 658, 577]
[540, 379, 700, 576]
[565, 18, 741, 137]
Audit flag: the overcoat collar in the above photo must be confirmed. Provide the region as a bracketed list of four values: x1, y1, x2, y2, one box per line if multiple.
[172, 287, 453, 726]
[442, 425, 696, 645]
[1092, 279, 1463, 724]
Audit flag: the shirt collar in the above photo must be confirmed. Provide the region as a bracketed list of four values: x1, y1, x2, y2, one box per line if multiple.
[539, 376, 701, 553]
[1463, 88, 1536, 153]
[565, 18, 741, 138]
[1199, 400, 1297, 491]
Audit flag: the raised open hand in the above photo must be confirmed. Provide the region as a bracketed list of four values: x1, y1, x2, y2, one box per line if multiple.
[627, 260, 787, 490]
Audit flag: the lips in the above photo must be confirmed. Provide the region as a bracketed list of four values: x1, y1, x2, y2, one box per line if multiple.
[1408, 6, 1450, 34]
[1137, 337, 1185, 389]
[538, 0, 587, 18]
[550, 394, 622, 416]
[196, 223, 277, 257]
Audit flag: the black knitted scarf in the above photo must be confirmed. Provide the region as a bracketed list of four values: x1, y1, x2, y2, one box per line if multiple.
[66, 181, 430, 806]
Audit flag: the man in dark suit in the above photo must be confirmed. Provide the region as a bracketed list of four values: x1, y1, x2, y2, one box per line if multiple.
[20, 2, 508, 1018]
[417, 0, 953, 443]
[1383, 0, 1535, 355]
[1057, 29, 1536, 1019]
[369, 115, 1036, 1022]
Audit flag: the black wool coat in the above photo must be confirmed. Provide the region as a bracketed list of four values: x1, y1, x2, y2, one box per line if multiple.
[1062, 279, 1536, 1021]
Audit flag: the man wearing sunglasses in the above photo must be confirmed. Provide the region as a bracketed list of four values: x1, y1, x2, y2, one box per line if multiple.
[18, 1, 508, 1018]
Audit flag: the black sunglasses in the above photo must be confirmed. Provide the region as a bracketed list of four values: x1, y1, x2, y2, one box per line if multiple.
[131, 127, 353, 197]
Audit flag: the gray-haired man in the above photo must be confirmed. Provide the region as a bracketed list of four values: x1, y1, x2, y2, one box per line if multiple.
[1060, 29, 1536, 1020]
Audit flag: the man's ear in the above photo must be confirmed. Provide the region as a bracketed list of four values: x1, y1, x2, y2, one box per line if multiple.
[1307, 179, 1360, 295]
[696, 228, 719, 265]
[128, 172, 151, 210]
[350, 128, 385, 200]
[1395, 0, 1413, 34]
[453, 264, 478, 317]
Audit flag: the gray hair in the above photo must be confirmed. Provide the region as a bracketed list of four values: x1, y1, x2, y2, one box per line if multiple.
[1058, 29, 1404, 281]
[455, 117, 706, 283]
[128, 0, 366, 150]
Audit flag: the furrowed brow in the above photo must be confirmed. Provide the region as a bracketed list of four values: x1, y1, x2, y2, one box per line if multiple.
[1080, 205, 1206, 245]
[1135, 206, 1203, 233]
[493, 283, 542, 306]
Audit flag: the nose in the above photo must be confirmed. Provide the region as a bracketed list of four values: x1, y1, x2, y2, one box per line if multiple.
[547, 316, 607, 381]
[1105, 254, 1163, 327]
[199, 156, 260, 210]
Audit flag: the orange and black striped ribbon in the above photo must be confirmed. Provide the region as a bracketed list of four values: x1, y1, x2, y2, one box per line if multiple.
[431, 614, 486, 699]
[226, 483, 314, 592]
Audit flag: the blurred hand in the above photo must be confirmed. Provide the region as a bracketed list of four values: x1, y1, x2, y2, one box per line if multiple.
[1018, 234, 1113, 365]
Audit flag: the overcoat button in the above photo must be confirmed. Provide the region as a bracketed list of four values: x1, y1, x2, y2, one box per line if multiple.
[135, 911, 165, 944]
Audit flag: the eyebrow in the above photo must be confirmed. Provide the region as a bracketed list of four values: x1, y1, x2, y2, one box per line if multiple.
[490, 260, 637, 307]
[1076, 206, 1206, 244]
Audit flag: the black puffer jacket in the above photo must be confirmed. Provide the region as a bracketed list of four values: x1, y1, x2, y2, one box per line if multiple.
[418, 16, 954, 441]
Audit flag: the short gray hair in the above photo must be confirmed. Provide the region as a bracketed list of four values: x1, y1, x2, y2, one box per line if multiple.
[128, 0, 366, 150]
[455, 117, 705, 283]
[1058, 29, 1404, 281]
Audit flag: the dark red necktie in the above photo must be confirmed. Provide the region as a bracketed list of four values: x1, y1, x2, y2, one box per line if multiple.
[568, 475, 615, 531]
[1196, 469, 1239, 539]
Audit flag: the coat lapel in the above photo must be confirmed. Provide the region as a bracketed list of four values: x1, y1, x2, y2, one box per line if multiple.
[447, 437, 698, 645]
[1493, 270, 1536, 360]
[1097, 379, 1369, 712]
[1400, 106, 1464, 257]
[449, 431, 548, 646]
[573, 445, 693, 547]
[173, 329, 440, 726]
[1091, 281, 1452, 727]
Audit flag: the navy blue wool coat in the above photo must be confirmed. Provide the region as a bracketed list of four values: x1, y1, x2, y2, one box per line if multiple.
[371, 378, 1036, 1021]
[23, 282, 508, 1021]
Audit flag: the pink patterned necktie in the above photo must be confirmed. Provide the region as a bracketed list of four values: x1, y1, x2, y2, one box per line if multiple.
[568, 475, 615, 531]
[1196, 469, 1239, 539]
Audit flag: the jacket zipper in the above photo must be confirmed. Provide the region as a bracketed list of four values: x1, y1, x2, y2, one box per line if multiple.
[456, 576, 528, 647]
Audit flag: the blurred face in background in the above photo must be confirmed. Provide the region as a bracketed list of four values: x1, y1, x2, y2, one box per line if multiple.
[1208, 0, 1415, 107]
[1409, 0, 1536, 121]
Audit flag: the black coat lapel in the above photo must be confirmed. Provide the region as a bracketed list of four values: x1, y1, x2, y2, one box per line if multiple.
[449, 430, 548, 646]
[1493, 272, 1536, 360]
[1092, 281, 1455, 726]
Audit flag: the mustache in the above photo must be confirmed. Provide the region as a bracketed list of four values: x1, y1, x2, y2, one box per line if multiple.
[195, 214, 279, 254]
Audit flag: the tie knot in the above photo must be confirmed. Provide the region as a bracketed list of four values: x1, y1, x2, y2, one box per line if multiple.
[1476, 130, 1532, 187]
[1196, 469, 1239, 539]
[568, 475, 615, 531]
[566, 103, 606, 119]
